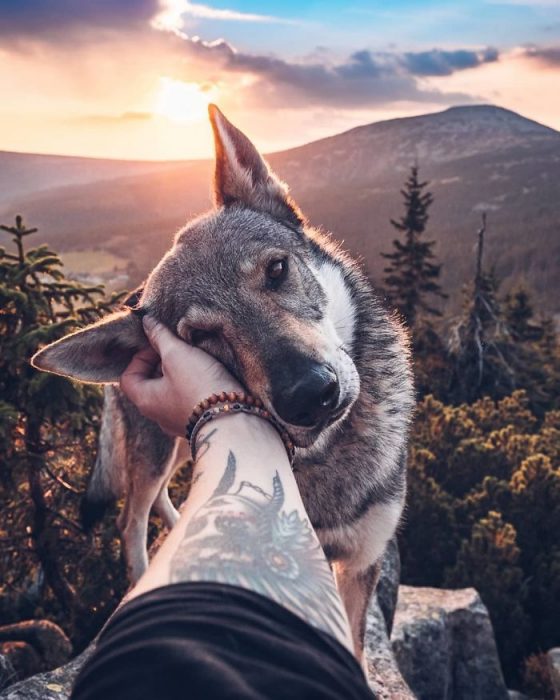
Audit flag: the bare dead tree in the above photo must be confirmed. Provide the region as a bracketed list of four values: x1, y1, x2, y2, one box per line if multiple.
[449, 214, 516, 402]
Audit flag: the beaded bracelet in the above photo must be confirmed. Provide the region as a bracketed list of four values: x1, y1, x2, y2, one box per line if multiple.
[186, 391, 295, 466]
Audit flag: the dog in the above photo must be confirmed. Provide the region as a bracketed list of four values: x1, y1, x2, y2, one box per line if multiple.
[32, 104, 414, 660]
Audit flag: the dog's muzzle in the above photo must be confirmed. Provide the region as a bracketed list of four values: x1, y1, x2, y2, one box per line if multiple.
[273, 361, 340, 428]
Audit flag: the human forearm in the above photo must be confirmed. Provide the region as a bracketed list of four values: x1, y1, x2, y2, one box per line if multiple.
[127, 413, 353, 652]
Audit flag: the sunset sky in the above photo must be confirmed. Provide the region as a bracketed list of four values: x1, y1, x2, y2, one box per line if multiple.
[1, 0, 559, 160]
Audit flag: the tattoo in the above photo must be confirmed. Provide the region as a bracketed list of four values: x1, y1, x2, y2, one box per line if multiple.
[169, 451, 348, 641]
[194, 427, 217, 462]
[191, 471, 203, 487]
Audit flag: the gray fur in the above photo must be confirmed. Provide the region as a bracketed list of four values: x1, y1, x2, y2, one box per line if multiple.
[31, 105, 415, 659]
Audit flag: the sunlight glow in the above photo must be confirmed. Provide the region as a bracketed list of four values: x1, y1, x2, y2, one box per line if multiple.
[151, 0, 284, 32]
[153, 77, 217, 123]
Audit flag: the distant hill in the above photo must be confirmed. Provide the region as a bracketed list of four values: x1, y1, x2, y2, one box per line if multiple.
[0, 151, 184, 203]
[1, 105, 559, 313]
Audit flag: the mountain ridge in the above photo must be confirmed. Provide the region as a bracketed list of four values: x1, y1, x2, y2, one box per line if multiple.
[1, 104, 558, 313]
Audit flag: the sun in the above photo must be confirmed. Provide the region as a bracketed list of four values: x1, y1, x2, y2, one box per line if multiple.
[154, 77, 217, 124]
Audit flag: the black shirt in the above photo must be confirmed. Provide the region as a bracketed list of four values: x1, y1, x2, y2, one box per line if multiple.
[72, 582, 375, 699]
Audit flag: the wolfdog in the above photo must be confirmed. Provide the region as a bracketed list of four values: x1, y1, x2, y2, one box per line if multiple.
[32, 105, 414, 659]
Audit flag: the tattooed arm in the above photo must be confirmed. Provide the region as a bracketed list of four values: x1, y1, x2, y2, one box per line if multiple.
[120, 318, 352, 651]
[127, 412, 353, 651]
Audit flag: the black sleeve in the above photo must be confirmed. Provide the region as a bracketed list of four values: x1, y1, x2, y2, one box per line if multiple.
[71, 582, 375, 700]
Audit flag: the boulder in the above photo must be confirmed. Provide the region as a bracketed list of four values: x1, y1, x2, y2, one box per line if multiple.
[0, 648, 93, 700]
[376, 537, 401, 636]
[392, 586, 508, 700]
[0, 654, 17, 693]
[366, 597, 416, 699]
[547, 647, 560, 698]
[0, 620, 72, 675]
[0, 643, 41, 682]
[363, 540, 416, 699]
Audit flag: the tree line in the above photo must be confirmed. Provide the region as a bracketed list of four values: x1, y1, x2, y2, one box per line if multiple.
[381, 166, 560, 697]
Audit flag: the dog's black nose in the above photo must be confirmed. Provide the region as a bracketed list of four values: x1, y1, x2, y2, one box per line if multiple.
[274, 363, 340, 427]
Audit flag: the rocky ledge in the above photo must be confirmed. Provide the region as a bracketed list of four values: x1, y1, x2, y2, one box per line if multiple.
[392, 586, 509, 700]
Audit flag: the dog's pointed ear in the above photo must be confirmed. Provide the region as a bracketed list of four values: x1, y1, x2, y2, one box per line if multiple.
[208, 104, 303, 227]
[31, 310, 147, 383]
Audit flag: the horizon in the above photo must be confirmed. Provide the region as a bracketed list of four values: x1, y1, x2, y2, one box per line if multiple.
[1, 0, 559, 160]
[2, 102, 558, 164]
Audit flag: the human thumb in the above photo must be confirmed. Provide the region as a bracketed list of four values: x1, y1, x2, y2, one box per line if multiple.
[142, 315, 181, 357]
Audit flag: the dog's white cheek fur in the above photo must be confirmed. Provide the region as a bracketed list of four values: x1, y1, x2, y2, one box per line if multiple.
[314, 261, 356, 351]
[312, 261, 360, 406]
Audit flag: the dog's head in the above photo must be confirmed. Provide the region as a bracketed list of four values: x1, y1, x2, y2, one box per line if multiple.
[32, 106, 360, 447]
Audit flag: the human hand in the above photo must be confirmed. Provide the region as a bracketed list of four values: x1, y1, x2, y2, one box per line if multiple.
[120, 315, 243, 437]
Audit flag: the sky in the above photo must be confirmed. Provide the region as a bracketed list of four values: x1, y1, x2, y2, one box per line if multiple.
[1, 0, 559, 160]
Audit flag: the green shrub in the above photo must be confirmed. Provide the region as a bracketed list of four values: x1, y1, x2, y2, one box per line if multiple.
[401, 390, 560, 686]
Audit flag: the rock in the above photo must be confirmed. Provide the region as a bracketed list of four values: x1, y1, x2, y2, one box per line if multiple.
[364, 541, 415, 699]
[0, 648, 93, 700]
[0, 620, 72, 674]
[376, 538, 401, 636]
[0, 643, 41, 681]
[365, 597, 416, 699]
[392, 586, 508, 700]
[507, 691, 530, 700]
[0, 655, 17, 693]
[547, 647, 560, 698]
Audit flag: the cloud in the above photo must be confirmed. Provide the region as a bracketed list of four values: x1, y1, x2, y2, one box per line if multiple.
[152, 0, 294, 31]
[0, 0, 295, 42]
[71, 111, 154, 125]
[0, 0, 498, 112]
[523, 45, 560, 64]
[402, 47, 499, 76]
[0, 0, 159, 38]
[168, 37, 491, 108]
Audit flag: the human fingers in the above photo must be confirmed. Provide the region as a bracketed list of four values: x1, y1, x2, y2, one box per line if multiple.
[143, 315, 233, 385]
[120, 345, 161, 406]
[142, 315, 185, 359]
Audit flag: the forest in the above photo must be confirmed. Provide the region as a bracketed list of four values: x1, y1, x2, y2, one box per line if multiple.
[1, 169, 559, 697]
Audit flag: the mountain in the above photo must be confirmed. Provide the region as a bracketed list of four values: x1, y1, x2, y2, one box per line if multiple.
[1, 105, 559, 313]
[0, 151, 183, 204]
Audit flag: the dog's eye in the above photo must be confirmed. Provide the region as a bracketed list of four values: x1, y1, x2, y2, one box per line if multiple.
[190, 329, 218, 346]
[266, 258, 288, 288]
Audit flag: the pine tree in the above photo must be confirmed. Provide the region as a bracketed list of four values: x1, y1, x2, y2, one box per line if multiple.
[382, 164, 446, 328]
[0, 216, 126, 644]
[505, 287, 542, 343]
[448, 218, 557, 409]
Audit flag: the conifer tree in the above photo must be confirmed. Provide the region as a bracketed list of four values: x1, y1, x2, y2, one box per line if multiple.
[449, 218, 556, 409]
[0, 216, 126, 643]
[382, 164, 446, 328]
[505, 287, 541, 342]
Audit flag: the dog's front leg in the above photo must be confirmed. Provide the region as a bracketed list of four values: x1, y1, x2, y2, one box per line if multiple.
[118, 476, 159, 583]
[318, 499, 403, 661]
[333, 559, 381, 662]
[153, 439, 190, 530]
